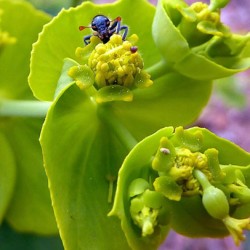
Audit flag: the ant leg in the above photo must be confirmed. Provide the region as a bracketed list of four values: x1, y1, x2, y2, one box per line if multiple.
[84, 34, 92, 45]
[119, 25, 128, 40]
[109, 17, 122, 35]
[116, 20, 121, 34]
[110, 20, 118, 31]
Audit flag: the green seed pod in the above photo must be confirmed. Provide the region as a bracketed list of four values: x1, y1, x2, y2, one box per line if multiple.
[202, 185, 229, 220]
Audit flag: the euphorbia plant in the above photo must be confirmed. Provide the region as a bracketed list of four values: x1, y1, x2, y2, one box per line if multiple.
[1, 0, 250, 249]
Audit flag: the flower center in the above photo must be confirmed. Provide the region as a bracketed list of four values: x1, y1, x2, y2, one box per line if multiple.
[88, 34, 144, 88]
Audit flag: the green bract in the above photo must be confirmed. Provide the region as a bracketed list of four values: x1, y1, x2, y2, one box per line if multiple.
[111, 127, 250, 249]
[152, 0, 250, 80]
[0, 0, 57, 234]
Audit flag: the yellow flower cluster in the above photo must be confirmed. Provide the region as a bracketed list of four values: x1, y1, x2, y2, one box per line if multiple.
[87, 34, 150, 88]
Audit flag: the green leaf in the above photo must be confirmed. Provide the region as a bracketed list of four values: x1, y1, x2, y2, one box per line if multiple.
[0, 0, 51, 99]
[2, 118, 58, 234]
[110, 73, 212, 139]
[0, 131, 16, 223]
[29, 0, 160, 101]
[40, 83, 130, 249]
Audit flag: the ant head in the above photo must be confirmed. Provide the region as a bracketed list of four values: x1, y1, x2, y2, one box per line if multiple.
[79, 15, 121, 33]
[91, 15, 110, 31]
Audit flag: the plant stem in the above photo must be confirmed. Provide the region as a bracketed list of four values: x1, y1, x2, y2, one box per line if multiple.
[145, 59, 172, 80]
[0, 100, 51, 117]
[193, 169, 211, 190]
[98, 105, 137, 152]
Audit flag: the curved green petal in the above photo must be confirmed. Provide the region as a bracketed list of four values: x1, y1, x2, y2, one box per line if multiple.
[1, 118, 58, 234]
[0, 0, 50, 99]
[29, 0, 160, 101]
[152, 0, 189, 64]
[40, 83, 130, 249]
[0, 131, 16, 223]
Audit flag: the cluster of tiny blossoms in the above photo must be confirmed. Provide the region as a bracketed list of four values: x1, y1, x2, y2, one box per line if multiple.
[168, 147, 212, 197]
[73, 33, 152, 94]
[88, 34, 144, 88]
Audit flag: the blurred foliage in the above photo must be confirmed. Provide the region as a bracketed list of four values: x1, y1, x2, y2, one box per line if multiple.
[0, 222, 63, 250]
[26, 0, 71, 14]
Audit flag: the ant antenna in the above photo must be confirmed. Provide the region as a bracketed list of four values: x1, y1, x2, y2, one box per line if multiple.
[112, 16, 121, 22]
[79, 26, 91, 31]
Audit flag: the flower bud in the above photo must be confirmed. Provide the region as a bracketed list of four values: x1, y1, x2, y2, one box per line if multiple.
[129, 190, 169, 237]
